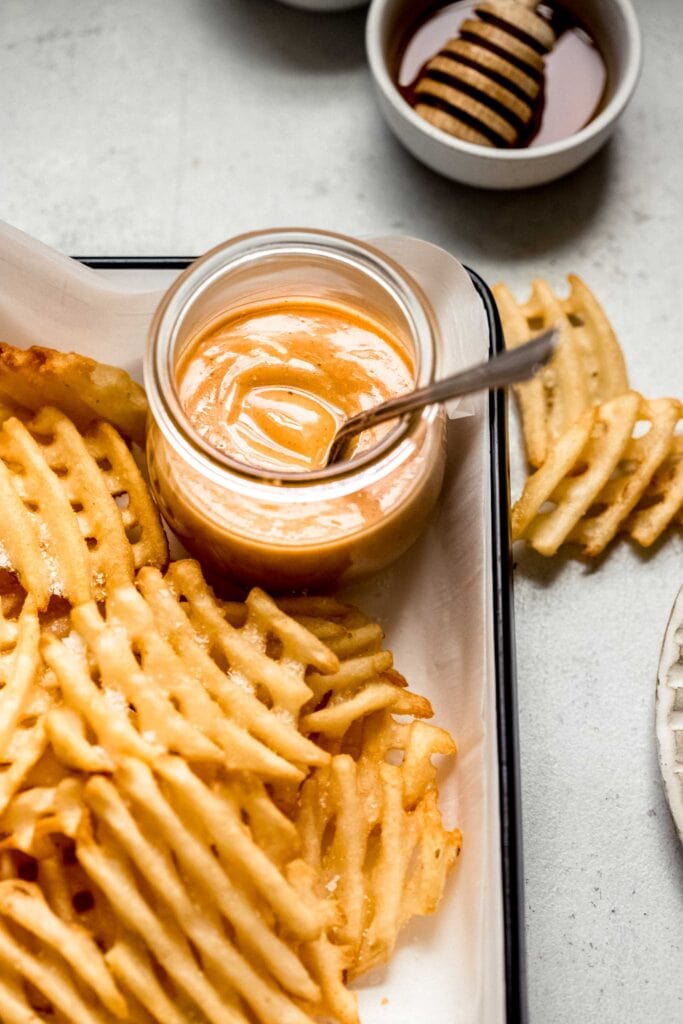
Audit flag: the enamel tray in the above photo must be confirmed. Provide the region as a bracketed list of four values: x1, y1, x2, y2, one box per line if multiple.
[76, 256, 527, 1024]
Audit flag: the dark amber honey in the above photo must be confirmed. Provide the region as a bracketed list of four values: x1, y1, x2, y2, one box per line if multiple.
[397, 1, 608, 148]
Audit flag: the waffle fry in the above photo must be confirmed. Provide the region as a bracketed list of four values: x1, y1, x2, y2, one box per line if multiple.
[0, 599, 51, 815]
[137, 564, 331, 776]
[0, 327, 459, 1024]
[0, 764, 339, 1023]
[0, 573, 460, 1022]
[297, 710, 461, 979]
[0, 342, 148, 444]
[105, 937, 193, 1024]
[0, 408, 167, 607]
[0, 339, 464, 1021]
[512, 394, 683, 556]
[571, 397, 682, 555]
[627, 433, 683, 546]
[83, 420, 168, 572]
[281, 594, 434, 741]
[45, 565, 429, 784]
[78, 773, 322, 1024]
[0, 914, 117, 1024]
[494, 275, 629, 468]
[0, 879, 127, 1017]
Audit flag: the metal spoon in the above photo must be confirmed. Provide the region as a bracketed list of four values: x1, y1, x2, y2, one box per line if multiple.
[326, 327, 557, 465]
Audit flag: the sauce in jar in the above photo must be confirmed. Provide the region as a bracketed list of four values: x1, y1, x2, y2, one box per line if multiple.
[176, 301, 414, 473]
[145, 229, 445, 591]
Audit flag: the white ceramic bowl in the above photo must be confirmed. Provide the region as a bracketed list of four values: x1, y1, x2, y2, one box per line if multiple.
[366, 0, 642, 189]
[274, 0, 367, 11]
[656, 586, 683, 845]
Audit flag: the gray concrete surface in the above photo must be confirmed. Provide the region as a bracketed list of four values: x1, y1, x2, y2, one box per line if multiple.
[2, 1, 682, 1021]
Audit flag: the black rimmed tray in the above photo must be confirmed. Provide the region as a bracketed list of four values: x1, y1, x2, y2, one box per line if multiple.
[77, 256, 526, 1024]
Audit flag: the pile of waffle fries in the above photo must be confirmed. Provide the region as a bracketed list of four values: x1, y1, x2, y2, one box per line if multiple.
[495, 276, 683, 557]
[0, 344, 461, 1024]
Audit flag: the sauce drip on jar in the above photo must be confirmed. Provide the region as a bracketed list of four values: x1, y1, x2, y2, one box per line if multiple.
[176, 300, 414, 472]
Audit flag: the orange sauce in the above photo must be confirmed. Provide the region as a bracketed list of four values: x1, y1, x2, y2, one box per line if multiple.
[147, 294, 445, 590]
[176, 301, 414, 472]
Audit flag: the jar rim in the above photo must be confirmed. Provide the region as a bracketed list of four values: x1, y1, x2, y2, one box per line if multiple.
[144, 228, 440, 495]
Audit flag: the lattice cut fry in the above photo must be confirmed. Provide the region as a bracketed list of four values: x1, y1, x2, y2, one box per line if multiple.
[297, 711, 461, 978]
[154, 754, 330, 941]
[42, 629, 161, 764]
[0, 878, 127, 1018]
[0, 549, 460, 1021]
[27, 407, 137, 592]
[0, 778, 83, 858]
[34, 756, 336, 1024]
[277, 595, 434, 742]
[113, 758, 319, 1002]
[0, 916, 115, 1024]
[0, 600, 50, 815]
[627, 432, 683, 546]
[513, 393, 683, 556]
[0, 597, 40, 754]
[45, 707, 115, 774]
[0, 966, 44, 1024]
[570, 397, 682, 555]
[83, 420, 168, 572]
[512, 393, 641, 556]
[80, 772, 320, 1024]
[494, 275, 629, 467]
[137, 562, 331, 775]
[0, 342, 148, 444]
[165, 560, 333, 714]
[342, 710, 457, 809]
[105, 937, 191, 1024]
[300, 681, 432, 740]
[0, 407, 167, 607]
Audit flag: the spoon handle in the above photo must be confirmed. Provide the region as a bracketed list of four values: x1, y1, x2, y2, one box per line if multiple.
[329, 327, 557, 462]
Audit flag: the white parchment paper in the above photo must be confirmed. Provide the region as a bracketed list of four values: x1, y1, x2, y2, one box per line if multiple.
[0, 222, 505, 1024]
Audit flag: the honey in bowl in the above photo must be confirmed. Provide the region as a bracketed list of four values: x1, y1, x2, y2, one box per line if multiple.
[397, 1, 608, 148]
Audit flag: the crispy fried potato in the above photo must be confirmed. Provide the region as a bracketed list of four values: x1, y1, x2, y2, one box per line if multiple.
[81, 771, 319, 1024]
[571, 397, 682, 555]
[0, 408, 167, 608]
[297, 711, 461, 979]
[627, 432, 683, 546]
[513, 394, 683, 556]
[513, 393, 640, 556]
[0, 600, 51, 815]
[0, 879, 127, 1018]
[0, 471, 458, 1024]
[0, 343, 147, 444]
[0, 340, 461, 1020]
[495, 275, 629, 468]
[501, 274, 682, 556]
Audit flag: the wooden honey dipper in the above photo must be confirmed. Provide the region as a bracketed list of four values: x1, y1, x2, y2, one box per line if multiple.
[413, 0, 556, 148]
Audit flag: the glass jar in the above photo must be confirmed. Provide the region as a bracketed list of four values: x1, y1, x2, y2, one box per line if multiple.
[145, 228, 446, 591]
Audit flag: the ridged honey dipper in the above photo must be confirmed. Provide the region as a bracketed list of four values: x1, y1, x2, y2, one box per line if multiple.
[413, 0, 555, 148]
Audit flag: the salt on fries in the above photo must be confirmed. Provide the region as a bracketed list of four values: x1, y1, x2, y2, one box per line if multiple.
[494, 275, 629, 469]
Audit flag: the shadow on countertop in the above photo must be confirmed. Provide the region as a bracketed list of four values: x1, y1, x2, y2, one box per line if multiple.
[376, 122, 618, 262]
[201, 0, 368, 72]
